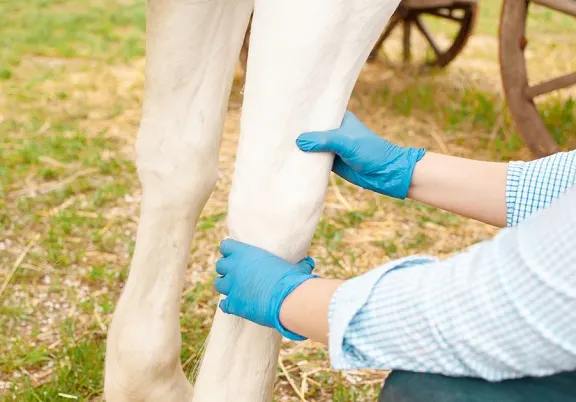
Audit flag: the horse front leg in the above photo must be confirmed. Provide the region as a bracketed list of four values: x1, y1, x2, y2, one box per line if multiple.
[192, 0, 401, 401]
[104, 1, 253, 401]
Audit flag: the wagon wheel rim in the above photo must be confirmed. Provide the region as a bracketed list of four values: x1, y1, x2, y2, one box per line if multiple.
[369, 3, 478, 68]
[410, 4, 477, 67]
[499, 0, 575, 156]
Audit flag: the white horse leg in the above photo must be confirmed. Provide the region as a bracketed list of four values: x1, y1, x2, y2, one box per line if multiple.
[104, 1, 253, 401]
[192, 0, 401, 401]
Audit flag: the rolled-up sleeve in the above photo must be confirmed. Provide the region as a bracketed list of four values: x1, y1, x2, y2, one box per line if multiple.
[506, 151, 576, 226]
[329, 184, 576, 381]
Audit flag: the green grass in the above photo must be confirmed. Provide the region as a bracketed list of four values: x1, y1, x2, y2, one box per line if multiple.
[4, 338, 106, 402]
[375, 78, 503, 129]
[476, 0, 576, 36]
[0, 2, 142, 398]
[543, 97, 576, 146]
[0, 0, 146, 67]
[1, 0, 574, 400]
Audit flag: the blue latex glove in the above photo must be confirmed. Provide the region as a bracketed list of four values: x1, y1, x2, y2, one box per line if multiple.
[296, 111, 426, 199]
[215, 239, 317, 341]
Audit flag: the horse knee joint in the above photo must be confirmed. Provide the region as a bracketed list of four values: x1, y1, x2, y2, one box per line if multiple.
[135, 121, 219, 207]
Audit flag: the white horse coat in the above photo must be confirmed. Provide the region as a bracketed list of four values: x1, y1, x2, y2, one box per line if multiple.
[104, 0, 400, 400]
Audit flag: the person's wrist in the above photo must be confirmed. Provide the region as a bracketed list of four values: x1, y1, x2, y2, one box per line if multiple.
[374, 146, 426, 199]
[272, 273, 317, 340]
[402, 147, 427, 197]
[278, 278, 344, 344]
[406, 149, 429, 198]
[276, 276, 319, 339]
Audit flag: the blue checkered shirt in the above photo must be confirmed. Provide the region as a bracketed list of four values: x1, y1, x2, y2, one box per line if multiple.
[328, 151, 576, 381]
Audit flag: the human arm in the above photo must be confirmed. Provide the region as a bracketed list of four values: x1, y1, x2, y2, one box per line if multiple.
[278, 278, 343, 344]
[214, 239, 318, 341]
[505, 151, 576, 226]
[407, 152, 508, 226]
[215, 187, 576, 381]
[297, 111, 576, 227]
[296, 111, 507, 226]
[284, 187, 576, 381]
[214, 237, 344, 342]
[411, 150, 576, 227]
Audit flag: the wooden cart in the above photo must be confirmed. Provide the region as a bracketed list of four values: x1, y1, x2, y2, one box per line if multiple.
[367, 0, 479, 67]
[239, 0, 576, 156]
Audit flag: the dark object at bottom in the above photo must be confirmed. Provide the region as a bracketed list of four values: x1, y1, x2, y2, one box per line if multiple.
[379, 370, 576, 402]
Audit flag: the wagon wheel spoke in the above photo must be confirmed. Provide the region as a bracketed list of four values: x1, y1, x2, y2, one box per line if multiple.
[525, 72, 576, 99]
[414, 15, 442, 58]
[368, 14, 403, 61]
[403, 18, 412, 62]
[379, 15, 403, 45]
[426, 9, 465, 22]
[369, 3, 476, 69]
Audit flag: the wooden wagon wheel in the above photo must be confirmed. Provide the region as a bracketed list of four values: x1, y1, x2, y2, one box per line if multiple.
[499, 0, 576, 156]
[368, 0, 478, 68]
[239, 1, 477, 73]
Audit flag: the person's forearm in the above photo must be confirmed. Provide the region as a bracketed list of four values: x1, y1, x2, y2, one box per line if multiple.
[279, 278, 344, 344]
[408, 152, 508, 227]
[330, 187, 576, 380]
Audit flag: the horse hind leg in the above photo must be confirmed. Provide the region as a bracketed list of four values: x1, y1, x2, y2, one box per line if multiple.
[104, 1, 253, 401]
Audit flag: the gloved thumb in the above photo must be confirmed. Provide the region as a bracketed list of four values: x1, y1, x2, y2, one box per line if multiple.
[296, 256, 316, 273]
[296, 131, 346, 154]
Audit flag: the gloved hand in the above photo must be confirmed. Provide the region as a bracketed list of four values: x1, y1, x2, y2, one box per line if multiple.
[215, 239, 317, 341]
[296, 111, 426, 199]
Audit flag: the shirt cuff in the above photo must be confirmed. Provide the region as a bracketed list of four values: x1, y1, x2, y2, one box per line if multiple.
[506, 151, 576, 227]
[328, 255, 438, 370]
[506, 161, 525, 227]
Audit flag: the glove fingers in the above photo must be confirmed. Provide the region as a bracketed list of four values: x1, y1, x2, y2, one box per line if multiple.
[297, 110, 358, 152]
[296, 131, 343, 153]
[333, 156, 361, 181]
[215, 256, 233, 276]
[214, 275, 232, 296]
[333, 156, 377, 192]
[219, 238, 249, 257]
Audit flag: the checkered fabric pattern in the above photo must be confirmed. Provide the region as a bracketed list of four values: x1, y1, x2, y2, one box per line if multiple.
[506, 151, 576, 227]
[328, 151, 576, 381]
